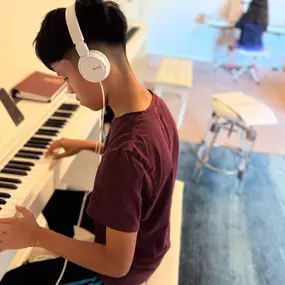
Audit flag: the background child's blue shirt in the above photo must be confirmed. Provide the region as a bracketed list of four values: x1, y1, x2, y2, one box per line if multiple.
[236, 21, 266, 51]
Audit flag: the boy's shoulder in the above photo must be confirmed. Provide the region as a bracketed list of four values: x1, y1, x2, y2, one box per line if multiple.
[104, 94, 177, 152]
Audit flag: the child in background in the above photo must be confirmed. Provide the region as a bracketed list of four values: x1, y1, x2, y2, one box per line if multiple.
[235, 0, 268, 51]
[226, 0, 268, 69]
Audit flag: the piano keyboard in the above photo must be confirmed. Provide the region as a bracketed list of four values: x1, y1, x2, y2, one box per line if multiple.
[0, 102, 81, 219]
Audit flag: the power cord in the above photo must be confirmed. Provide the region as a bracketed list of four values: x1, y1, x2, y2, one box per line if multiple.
[54, 82, 105, 285]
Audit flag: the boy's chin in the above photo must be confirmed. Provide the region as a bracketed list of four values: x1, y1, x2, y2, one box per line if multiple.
[89, 105, 104, 112]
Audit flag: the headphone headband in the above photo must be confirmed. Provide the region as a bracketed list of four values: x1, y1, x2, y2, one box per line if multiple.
[65, 4, 89, 57]
[65, 3, 111, 83]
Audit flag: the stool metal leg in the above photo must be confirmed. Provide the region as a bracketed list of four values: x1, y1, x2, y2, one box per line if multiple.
[193, 114, 257, 191]
[232, 66, 248, 81]
[214, 58, 225, 70]
[235, 127, 257, 195]
[249, 66, 260, 84]
[177, 91, 188, 129]
[192, 114, 221, 183]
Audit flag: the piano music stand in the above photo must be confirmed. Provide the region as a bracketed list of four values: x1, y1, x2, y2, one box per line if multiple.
[0, 88, 24, 126]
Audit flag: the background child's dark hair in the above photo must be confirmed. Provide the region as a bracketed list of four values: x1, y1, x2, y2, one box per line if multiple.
[238, 0, 268, 28]
[33, 0, 128, 70]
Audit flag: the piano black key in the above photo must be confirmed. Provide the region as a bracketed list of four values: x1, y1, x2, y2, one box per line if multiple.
[28, 138, 50, 143]
[47, 119, 68, 124]
[53, 112, 72, 118]
[43, 122, 65, 128]
[0, 177, 22, 184]
[19, 150, 43, 155]
[25, 143, 48, 149]
[0, 182, 17, 190]
[0, 193, 11, 198]
[1, 168, 28, 176]
[0, 199, 7, 205]
[58, 103, 79, 111]
[9, 160, 35, 167]
[15, 153, 40, 160]
[29, 137, 52, 143]
[36, 129, 58, 136]
[6, 163, 31, 171]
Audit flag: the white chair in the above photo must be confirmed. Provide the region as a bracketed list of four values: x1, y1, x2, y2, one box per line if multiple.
[192, 92, 278, 190]
[215, 47, 270, 84]
[153, 57, 193, 128]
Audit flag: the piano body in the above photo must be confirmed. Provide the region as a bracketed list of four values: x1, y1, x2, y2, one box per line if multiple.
[0, 20, 147, 281]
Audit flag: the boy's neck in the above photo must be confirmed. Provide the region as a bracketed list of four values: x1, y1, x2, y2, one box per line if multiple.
[108, 65, 152, 118]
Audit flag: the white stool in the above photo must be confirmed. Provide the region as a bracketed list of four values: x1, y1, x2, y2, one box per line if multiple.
[154, 57, 193, 128]
[146, 180, 184, 285]
[215, 47, 270, 84]
[192, 92, 278, 191]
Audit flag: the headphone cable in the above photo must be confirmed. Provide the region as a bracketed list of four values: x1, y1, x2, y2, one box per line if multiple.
[54, 82, 105, 285]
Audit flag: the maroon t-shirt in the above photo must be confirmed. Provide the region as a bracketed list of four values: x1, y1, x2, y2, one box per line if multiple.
[86, 92, 179, 285]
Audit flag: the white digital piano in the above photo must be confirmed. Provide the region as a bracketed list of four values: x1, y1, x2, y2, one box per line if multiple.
[0, 20, 147, 281]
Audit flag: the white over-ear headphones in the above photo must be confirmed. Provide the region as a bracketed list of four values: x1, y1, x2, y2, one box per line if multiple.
[65, 4, 111, 83]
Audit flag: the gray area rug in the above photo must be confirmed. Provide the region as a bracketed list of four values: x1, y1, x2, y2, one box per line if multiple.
[177, 141, 285, 285]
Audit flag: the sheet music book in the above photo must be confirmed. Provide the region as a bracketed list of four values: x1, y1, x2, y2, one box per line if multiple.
[11, 71, 65, 103]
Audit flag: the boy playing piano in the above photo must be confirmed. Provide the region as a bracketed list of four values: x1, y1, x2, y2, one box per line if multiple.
[0, 1, 179, 285]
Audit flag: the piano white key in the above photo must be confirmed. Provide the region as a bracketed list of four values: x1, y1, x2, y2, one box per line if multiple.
[0, 209, 17, 218]
[0, 183, 34, 202]
[0, 201, 20, 210]
[0, 158, 53, 212]
[0, 184, 35, 212]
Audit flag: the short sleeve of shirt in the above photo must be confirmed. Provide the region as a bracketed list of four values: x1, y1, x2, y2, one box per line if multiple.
[87, 149, 143, 233]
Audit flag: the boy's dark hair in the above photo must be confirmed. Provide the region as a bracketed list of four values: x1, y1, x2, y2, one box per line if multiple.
[33, 0, 128, 70]
[239, 0, 268, 28]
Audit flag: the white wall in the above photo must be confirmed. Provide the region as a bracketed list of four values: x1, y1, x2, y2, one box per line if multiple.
[0, 0, 74, 91]
[141, 0, 285, 69]
[0, 0, 145, 92]
[1, 0, 285, 93]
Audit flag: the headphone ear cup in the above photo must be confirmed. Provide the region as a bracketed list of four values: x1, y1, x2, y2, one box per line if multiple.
[78, 51, 111, 83]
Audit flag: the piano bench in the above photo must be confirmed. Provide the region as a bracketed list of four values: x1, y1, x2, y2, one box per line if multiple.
[145, 180, 184, 285]
[153, 57, 193, 129]
[192, 92, 278, 193]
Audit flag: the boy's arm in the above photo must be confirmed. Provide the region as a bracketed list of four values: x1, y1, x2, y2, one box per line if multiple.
[36, 225, 137, 278]
[0, 207, 137, 278]
[0, 148, 142, 277]
[45, 138, 105, 159]
[82, 139, 105, 154]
